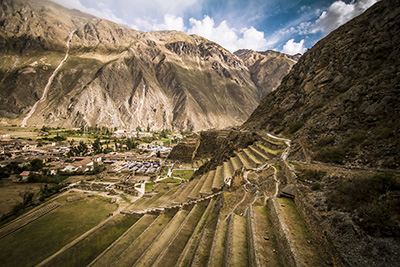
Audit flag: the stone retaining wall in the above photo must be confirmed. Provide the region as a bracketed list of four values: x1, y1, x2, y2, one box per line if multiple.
[223, 213, 234, 267]
[281, 161, 345, 266]
[267, 197, 301, 267]
[246, 205, 260, 267]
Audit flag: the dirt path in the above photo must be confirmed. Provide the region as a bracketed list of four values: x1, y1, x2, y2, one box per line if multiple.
[21, 30, 75, 127]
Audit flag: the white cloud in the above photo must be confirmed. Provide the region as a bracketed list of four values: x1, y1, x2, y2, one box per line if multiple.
[281, 39, 307, 55]
[53, 0, 126, 25]
[312, 0, 379, 33]
[133, 14, 186, 32]
[188, 16, 268, 52]
[52, 0, 200, 29]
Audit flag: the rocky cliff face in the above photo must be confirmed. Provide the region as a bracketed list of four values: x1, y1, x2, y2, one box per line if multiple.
[234, 49, 299, 100]
[0, 0, 296, 131]
[244, 0, 400, 169]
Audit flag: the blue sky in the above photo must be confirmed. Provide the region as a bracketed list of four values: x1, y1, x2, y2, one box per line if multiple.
[52, 0, 379, 54]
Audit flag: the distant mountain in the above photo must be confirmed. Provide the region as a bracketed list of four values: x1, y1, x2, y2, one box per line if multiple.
[0, 0, 297, 131]
[234, 49, 298, 100]
[243, 0, 400, 169]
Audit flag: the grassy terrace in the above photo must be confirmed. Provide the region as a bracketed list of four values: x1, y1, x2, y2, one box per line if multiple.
[231, 214, 249, 267]
[0, 195, 117, 267]
[178, 198, 215, 266]
[90, 214, 157, 266]
[208, 217, 228, 267]
[42, 214, 141, 267]
[200, 170, 216, 195]
[188, 174, 208, 199]
[223, 161, 233, 180]
[134, 209, 190, 266]
[238, 151, 257, 169]
[244, 148, 263, 165]
[155, 203, 207, 266]
[112, 212, 175, 266]
[253, 205, 282, 267]
[249, 145, 269, 161]
[212, 165, 224, 189]
[190, 199, 219, 266]
[175, 177, 200, 203]
[276, 198, 327, 266]
[258, 143, 282, 155]
[231, 156, 243, 171]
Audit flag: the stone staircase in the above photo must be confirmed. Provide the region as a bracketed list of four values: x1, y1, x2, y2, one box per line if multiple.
[0, 201, 60, 239]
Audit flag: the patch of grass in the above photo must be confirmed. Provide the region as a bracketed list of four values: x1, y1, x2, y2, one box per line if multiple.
[0, 196, 117, 267]
[145, 182, 155, 192]
[171, 169, 194, 180]
[120, 194, 130, 203]
[327, 172, 400, 237]
[160, 177, 180, 183]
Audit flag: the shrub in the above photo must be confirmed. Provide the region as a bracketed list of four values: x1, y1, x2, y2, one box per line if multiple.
[299, 169, 326, 181]
[343, 131, 367, 148]
[315, 135, 335, 147]
[311, 182, 321, 191]
[315, 148, 346, 164]
[288, 121, 305, 134]
[326, 172, 400, 237]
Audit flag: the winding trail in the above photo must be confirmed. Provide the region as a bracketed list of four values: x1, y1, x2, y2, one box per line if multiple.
[271, 165, 280, 197]
[267, 133, 291, 160]
[21, 30, 75, 127]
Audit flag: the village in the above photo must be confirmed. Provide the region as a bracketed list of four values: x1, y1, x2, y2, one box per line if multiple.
[0, 126, 196, 220]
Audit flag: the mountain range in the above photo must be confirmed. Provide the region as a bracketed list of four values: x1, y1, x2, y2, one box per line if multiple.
[0, 0, 298, 131]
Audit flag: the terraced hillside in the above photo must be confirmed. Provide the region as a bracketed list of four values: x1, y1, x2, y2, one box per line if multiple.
[0, 130, 342, 267]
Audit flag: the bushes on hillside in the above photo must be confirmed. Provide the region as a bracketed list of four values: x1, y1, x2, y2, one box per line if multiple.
[315, 148, 346, 164]
[326, 172, 400, 237]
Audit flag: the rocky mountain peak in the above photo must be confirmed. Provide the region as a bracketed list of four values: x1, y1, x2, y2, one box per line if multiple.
[234, 49, 299, 100]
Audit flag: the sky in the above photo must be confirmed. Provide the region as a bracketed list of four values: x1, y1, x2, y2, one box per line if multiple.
[51, 0, 379, 55]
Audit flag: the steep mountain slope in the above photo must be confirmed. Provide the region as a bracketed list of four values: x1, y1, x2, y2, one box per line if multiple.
[0, 0, 296, 131]
[234, 49, 299, 100]
[244, 0, 400, 169]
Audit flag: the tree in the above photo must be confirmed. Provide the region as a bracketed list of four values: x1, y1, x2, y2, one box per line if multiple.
[92, 138, 102, 154]
[161, 129, 171, 138]
[77, 141, 88, 156]
[136, 125, 142, 132]
[69, 139, 75, 146]
[147, 125, 151, 132]
[126, 138, 137, 150]
[19, 189, 34, 208]
[40, 126, 48, 133]
[30, 159, 44, 171]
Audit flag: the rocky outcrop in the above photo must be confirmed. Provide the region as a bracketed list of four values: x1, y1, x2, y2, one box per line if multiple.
[235, 49, 298, 100]
[244, 0, 400, 169]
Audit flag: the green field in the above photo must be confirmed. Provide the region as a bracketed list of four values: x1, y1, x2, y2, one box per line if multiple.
[0, 195, 117, 267]
[171, 169, 195, 180]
